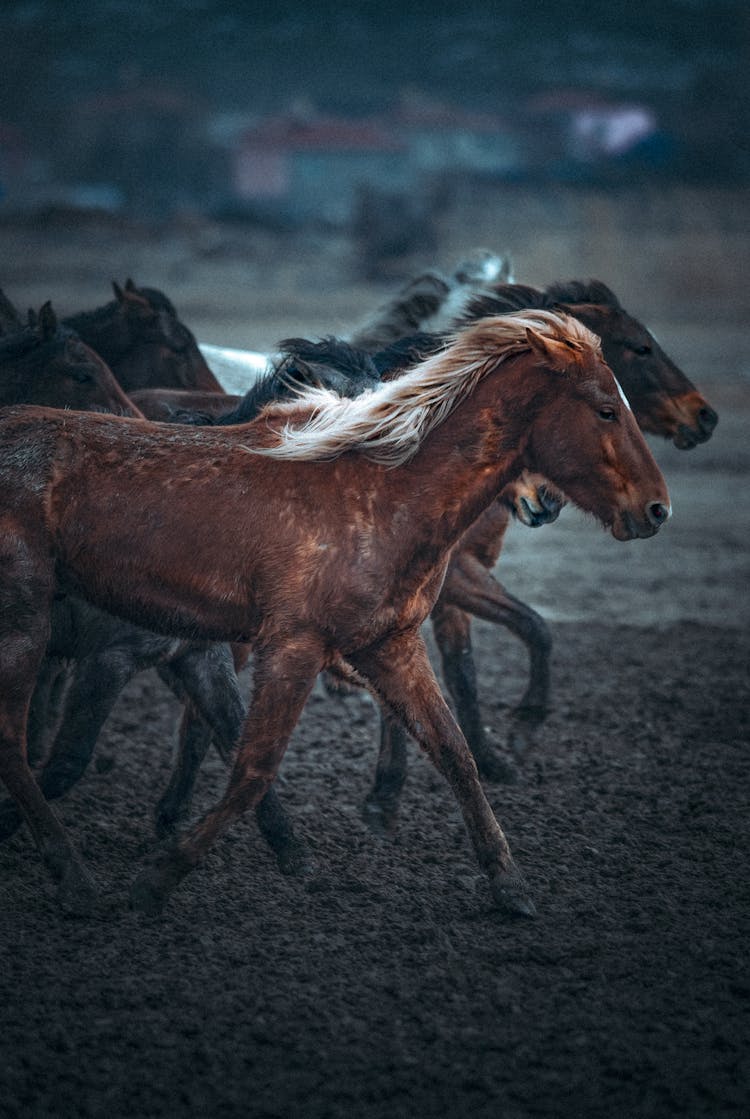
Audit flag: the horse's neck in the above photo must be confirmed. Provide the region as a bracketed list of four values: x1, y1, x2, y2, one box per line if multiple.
[371, 374, 529, 572]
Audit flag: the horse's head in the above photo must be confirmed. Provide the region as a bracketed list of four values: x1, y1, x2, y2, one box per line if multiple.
[521, 321, 671, 541]
[548, 284, 718, 449]
[0, 302, 141, 417]
[503, 471, 566, 528]
[109, 280, 222, 393]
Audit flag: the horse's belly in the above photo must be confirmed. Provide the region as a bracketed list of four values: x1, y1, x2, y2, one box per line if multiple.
[57, 557, 260, 644]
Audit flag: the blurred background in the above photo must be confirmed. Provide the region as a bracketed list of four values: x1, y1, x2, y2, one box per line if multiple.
[2, 1, 748, 215]
[0, 0, 747, 348]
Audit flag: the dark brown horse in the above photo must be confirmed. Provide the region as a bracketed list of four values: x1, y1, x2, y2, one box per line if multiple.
[349, 278, 718, 818]
[0, 300, 139, 417]
[0, 310, 669, 918]
[64, 278, 224, 394]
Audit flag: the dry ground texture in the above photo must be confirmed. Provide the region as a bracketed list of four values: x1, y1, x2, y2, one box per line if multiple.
[0, 185, 748, 1119]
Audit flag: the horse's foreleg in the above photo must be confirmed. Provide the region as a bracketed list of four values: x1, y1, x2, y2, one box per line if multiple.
[158, 647, 312, 876]
[154, 645, 245, 837]
[431, 599, 517, 782]
[362, 712, 409, 834]
[351, 632, 535, 917]
[152, 701, 214, 838]
[435, 557, 551, 756]
[130, 640, 323, 915]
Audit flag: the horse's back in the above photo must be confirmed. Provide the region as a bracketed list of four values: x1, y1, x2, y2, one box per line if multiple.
[0, 406, 61, 503]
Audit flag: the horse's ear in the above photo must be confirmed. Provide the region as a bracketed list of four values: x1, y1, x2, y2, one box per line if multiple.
[525, 327, 558, 364]
[27, 308, 37, 328]
[114, 281, 150, 317]
[525, 327, 581, 370]
[38, 301, 57, 339]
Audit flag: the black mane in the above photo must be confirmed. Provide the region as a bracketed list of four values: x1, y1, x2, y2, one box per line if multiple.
[176, 337, 382, 428]
[544, 279, 622, 308]
[372, 331, 444, 375]
[461, 284, 547, 322]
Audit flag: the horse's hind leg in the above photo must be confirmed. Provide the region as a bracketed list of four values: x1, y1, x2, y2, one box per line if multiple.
[0, 645, 148, 845]
[433, 559, 551, 760]
[26, 657, 72, 768]
[130, 640, 323, 915]
[351, 631, 535, 917]
[157, 646, 313, 875]
[0, 634, 96, 912]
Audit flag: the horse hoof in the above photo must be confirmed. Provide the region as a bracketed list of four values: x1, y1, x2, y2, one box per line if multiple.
[129, 872, 167, 918]
[361, 798, 398, 837]
[56, 864, 98, 917]
[475, 751, 517, 784]
[275, 839, 317, 878]
[490, 864, 536, 918]
[0, 802, 22, 844]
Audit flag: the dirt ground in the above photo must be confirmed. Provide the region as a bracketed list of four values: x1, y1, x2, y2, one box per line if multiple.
[0, 190, 749, 1118]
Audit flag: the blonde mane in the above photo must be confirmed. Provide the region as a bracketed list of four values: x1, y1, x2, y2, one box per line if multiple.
[246, 310, 600, 466]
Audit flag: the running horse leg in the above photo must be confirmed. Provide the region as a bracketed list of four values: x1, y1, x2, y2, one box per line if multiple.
[156, 644, 314, 876]
[432, 555, 552, 759]
[129, 638, 324, 915]
[351, 631, 535, 916]
[0, 548, 96, 913]
[0, 647, 145, 844]
[361, 712, 409, 834]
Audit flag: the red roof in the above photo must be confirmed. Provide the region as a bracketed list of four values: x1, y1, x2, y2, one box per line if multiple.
[241, 115, 405, 153]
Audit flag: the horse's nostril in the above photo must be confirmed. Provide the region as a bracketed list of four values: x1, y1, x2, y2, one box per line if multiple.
[647, 502, 670, 526]
[698, 406, 718, 431]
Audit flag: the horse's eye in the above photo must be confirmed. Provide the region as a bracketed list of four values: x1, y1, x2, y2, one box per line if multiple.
[598, 406, 617, 421]
[68, 369, 94, 385]
[630, 344, 652, 356]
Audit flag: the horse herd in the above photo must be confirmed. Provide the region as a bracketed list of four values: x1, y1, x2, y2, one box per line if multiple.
[0, 254, 718, 919]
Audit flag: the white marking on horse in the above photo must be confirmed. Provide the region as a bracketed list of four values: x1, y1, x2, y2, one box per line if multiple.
[613, 374, 632, 411]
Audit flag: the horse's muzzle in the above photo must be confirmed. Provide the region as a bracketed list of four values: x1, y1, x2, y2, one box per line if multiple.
[613, 501, 671, 541]
[516, 485, 566, 528]
[673, 405, 718, 449]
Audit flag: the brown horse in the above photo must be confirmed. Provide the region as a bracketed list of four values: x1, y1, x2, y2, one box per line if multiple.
[0, 300, 140, 417]
[0, 310, 669, 918]
[0, 309, 310, 876]
[0, 339, 382, 849]
[350, 277, 717, 815]
[64, 278, 224, 394]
